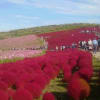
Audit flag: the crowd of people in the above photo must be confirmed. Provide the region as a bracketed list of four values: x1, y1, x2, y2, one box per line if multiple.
[79, 38, 100, 54]
[54, 38, 100, 54]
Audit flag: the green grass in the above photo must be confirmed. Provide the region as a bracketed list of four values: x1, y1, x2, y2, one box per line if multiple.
[93, 57, 100, 67]
[0, 57, 24, 64]
[37, 72, 68, 100]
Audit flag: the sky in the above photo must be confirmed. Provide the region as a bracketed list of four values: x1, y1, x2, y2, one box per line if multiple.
[0, 0, 100, 32]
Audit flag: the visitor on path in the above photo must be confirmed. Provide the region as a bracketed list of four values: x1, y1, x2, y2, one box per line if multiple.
[86, 41, 89, 50]
[60, 46, 63, 51]
[92, 38, 98, 54]
[82, 41, 85, 49]
[84, 41, 87, 50]
[45, 41, 48, 49]
[72, 42, 77, 49]
[82, 41, 87, 50]
[88, 39, 93, 51]
[62, 45, 65, 50]
[79, 41, 82, 49]
[56, 46, 59, 51]
[72, 43, 75, 49]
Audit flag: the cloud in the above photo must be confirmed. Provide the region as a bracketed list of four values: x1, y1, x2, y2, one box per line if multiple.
[7, 0, 28, 4]
[33, 0, 100, 15]
[5, 0, 100, 15]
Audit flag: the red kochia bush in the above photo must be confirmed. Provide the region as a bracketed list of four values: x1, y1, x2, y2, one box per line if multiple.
[12, 88, 33, 100]
[43, 92, 55, 100]
[78, 52, 92, 67]
[1, 72, 16, 87]
[0, 81, 8, 91]
[68, 56, 78, 69]
[15, 73, 34, 88]
[7, 88, 15, 98]
[24, 60, 41, 71]
[34, 69, 51, 85]
[79, 78, 90, 98]
[31, 73, 48, 89]
[78, 59, 92, 68]
[0, 90, 9, 100]
[68, 78, 90, 100]
[24, 82, 42, 98]
[63, 64, 72, 82]
[0, 48, 94, 100]
[79, 67, 93, 80]
[43, 64, 57, 79]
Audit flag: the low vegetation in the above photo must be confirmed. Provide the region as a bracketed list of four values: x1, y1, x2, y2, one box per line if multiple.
[0, 23, 99, 39]
[0, 50, 45, 64]
[39, 56, 100, 100]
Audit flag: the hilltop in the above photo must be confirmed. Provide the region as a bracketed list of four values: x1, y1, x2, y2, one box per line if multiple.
[0, 23, 99, 40]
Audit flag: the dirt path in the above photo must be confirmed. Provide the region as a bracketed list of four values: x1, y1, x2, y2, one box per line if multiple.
[92, 51, 100, 60]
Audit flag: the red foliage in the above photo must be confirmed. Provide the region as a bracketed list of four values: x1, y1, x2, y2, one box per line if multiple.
[43, 92, 55, 100]
[24, 82, 42, 98]
[0, 90, 8, 100]
[12, 88, 33, 100]
[39, 26, 98, 50]
[0, 30, 94, 100]
[0, 81, 8, 91]
[68, 78, 90, 100]
[63, 64, 72, 82]
[7, 88, 15, 98]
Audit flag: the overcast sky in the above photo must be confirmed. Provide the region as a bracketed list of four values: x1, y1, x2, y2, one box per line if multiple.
[0, 0, 100, 31]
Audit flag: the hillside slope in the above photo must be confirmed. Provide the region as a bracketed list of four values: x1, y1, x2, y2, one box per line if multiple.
[0, 35, 44, 50]
[0, 23, 99, 40]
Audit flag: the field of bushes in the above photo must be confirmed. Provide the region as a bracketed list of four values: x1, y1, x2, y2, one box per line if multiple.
[0, 49, 100, 100]
[0, 24, 100, 100]
[0, 49, 94, 100]
[39, 26, 100, 50]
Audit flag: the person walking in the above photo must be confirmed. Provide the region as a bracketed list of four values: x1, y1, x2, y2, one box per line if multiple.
[83, 41, 87, 50]
[56, 46, 59, 51]
[92, 38, 98, 54]
[88, 39, 93, 51]
[82, 41, 85, 49]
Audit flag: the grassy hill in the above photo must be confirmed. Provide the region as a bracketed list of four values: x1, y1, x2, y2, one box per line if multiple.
[0, 23, 99, 40]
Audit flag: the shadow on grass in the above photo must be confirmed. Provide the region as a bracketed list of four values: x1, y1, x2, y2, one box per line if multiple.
[87, 85, 100, 100]
[57, 82, 67, 88]
[53, 92, 70, 100]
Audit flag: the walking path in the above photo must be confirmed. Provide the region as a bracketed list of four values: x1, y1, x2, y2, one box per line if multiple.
[92, 52, 100, 60]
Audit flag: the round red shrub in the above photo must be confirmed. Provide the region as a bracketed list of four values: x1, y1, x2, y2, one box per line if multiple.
[0, 81, 8, 90]
[24, 82, 42, 98]
[12, 88, 33, 100]
[43, 92, 55, 100]
[68, 78, 90, 100]
[0, 90, 9, 100]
